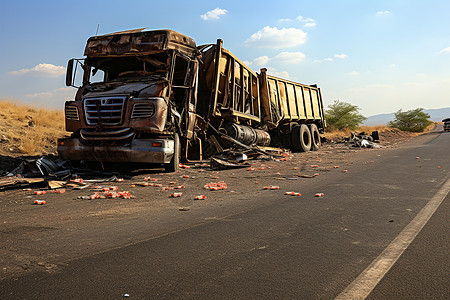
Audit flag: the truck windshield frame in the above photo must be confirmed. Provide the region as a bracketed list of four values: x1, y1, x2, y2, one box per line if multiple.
[85, 53, 170, 84]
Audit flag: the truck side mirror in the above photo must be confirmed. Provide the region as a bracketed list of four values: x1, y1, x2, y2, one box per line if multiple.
[66, 59, 74, 87]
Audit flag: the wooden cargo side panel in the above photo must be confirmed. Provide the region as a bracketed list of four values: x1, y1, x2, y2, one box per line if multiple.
[203, 42, 261, 123]
[294, 86, 307, 119]
[303, 87, 314, 119]
[310, 88, 321, 120]
[267, 78, 282, 125]
[277, 81, 291, 121]
[286, 83, 299, 119]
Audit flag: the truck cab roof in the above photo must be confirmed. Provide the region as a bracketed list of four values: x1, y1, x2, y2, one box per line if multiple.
[84, 29, 198, 58]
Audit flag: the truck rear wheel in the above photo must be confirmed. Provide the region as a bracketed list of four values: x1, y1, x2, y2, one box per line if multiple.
[291, 124, 312, 152]
[309, 124, 321, 151]
[165, 134, 180, 173]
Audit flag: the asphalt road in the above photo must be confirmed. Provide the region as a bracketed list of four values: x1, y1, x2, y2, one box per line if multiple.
[1, 130, 449, 299]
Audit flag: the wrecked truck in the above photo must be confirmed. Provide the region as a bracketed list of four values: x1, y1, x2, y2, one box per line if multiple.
[197, 40, 325, 153]
[58, 29, 325, 171]
[58, 29, 199, 172]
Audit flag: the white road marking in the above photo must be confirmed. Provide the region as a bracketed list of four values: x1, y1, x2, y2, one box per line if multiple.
[335, 177, 450, 300]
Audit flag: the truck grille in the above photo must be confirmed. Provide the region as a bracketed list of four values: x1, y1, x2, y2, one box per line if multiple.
[84, 96, 126, 125]
[65, 105, 79, 120]
[131, 103, 155, 118]
[80, 128, 134, 141]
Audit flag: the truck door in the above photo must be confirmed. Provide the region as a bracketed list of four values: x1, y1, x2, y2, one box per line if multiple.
[170, 54, 197, 139]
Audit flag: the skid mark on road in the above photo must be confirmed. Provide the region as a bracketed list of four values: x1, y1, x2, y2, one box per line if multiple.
[335, 176, 450, 300]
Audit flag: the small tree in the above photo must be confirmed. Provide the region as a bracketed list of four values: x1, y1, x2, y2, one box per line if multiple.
[389, 108, 432, 132]
[325, 100, 366, 130]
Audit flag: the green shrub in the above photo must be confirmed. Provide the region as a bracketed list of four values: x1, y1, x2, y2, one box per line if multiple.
[325, 100, 366, 131]
[389, 108, 432, 132]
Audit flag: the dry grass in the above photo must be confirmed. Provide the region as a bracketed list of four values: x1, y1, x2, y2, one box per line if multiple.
[323, 123, 437, 142]
[323, 125, 391, 141]
[0, 98, 67, 156]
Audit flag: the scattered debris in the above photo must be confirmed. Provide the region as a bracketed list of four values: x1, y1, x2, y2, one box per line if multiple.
[204, 181, 227, 191]
[263, 185, 280, 190]
[47, 180, 66, 189]
[0, 177, 45, 190]
[344, 131, 381, 148]
[285, 192, 301, 196]
[80, 190, 133, 200]
[298, 174, 319, 178]
[210, 156, 250, 170]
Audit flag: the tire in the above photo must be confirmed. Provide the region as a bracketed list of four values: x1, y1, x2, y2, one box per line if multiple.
[309, 124, 321, 151]
[165, 134, 180, 173]
[281, 133, 292, 150]
[291, 124, 312, 152]
[290, 125, 301, 152]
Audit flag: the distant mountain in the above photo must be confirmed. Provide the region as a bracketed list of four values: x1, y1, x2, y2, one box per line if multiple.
[363, 107, 450, 126]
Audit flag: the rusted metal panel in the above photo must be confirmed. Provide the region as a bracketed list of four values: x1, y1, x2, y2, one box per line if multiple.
[198, 40, 261, 124]
[85, 29, 198, 58]
[58, 137, 174, 163]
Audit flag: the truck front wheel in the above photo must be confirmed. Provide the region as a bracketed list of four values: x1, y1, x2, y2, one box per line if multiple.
[165, 134, 180, 173]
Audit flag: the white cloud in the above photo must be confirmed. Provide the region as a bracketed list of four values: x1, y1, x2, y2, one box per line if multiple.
[200, 8, 227, 20]
[376, 10, 391, 16]
[252, 56, 270, 66]
[246, 52, 305, 68]
[267, 67, 290, 79]
[349, 71, 360, 76]
[303, 22, 317, 28]
[439, 47, 450, 54]
[272, 52, 306, 64]
[278, 18, 292, 22]
[296, 16, 314, 23]
[245, 26, 307, 48]
[334, 54, 348, 59]
[297, 16, 316, 28]
[9, 63, 66, 77]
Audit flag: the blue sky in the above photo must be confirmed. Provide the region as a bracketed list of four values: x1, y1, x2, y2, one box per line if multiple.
[1, 0, 449, 117]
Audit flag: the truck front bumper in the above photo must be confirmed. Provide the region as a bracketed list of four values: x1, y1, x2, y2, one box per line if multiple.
[57, 137, 175, 164]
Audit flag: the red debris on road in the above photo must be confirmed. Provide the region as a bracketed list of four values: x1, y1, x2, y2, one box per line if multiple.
[264, 185, 279, 190]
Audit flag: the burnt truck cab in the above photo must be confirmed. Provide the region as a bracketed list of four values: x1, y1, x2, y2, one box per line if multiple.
[58, 29, 199, 171]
